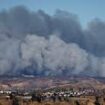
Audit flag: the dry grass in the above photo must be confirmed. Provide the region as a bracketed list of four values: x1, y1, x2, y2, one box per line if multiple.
[0, 98, 12, 105]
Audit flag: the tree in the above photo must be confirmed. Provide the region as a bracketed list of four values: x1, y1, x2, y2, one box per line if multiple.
[12, 97, 19, 105]
[94, 97, 100, 105]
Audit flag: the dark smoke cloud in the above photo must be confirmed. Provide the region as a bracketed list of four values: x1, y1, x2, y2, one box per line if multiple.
[84, 18, 105, 56]
[0, 6, 105, 77]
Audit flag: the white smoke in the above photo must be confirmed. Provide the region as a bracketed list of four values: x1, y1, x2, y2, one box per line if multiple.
[0, 35, 20, 75]
[0, 34, 105, 76]
[21, 35, 48, 71]
[20, 35, 89, 75]
[43, 35, 89, 75]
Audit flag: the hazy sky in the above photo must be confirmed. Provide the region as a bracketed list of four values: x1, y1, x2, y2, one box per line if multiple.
[0, 0, 105, 26]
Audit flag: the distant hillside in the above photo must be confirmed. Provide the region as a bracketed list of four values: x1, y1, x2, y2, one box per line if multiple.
[0, 76, 105, 90]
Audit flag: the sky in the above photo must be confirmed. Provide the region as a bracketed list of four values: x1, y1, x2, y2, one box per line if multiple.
[0, 0, 105, 27]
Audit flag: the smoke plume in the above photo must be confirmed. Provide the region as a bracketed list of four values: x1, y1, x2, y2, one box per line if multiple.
[0, 6, 105, 77]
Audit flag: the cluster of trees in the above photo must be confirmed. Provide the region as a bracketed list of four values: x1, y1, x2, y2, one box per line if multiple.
[0, 92, 103, 105]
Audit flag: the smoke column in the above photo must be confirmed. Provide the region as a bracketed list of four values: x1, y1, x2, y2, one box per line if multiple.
[0, 6, 105, 77]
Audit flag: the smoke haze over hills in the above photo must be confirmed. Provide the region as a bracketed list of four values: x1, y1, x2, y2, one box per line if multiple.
[0, 6, 105, 77]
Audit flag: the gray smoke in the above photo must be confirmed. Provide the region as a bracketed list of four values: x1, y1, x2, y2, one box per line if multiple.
[0, 6, 105, 77]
